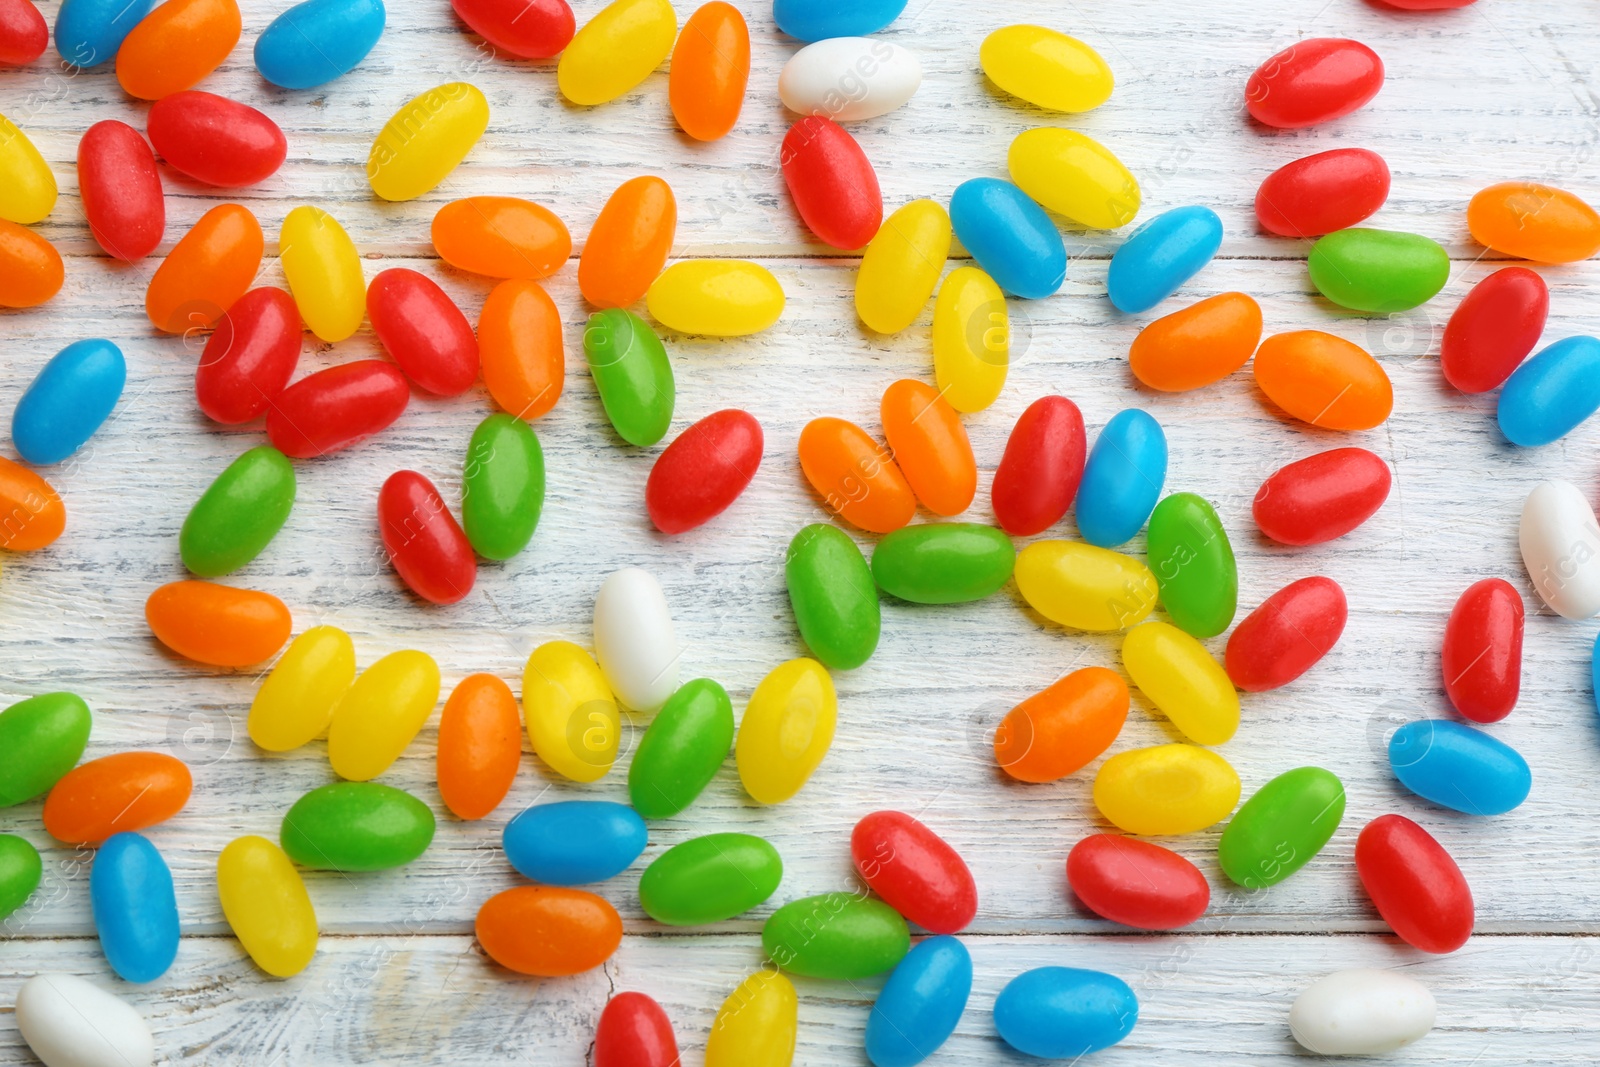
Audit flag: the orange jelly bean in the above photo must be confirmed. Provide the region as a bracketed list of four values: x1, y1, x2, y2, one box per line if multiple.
[578, 176, 676, 308]
[116, 0, 242, 101]
[0, 455, 64, 550]
[145, 580, 291, 667]
[669, 2, 750, 142]
[1254, 330, 1393, 431]
[995, 667, 1130, 784]
[431, 197, 571, 280]
[798, 416, 916, 534]
[0, 220, 63, 308]
[475, 885, 623, 976]
[437, 673, 521, 821]
[43, 752, 193, 846]
[1129, 292, 1263, 392]
[146, 203, 263, 334]
[1468, 181, 1600, 264]
[478, 279, 564, 420]
[879, 378, 976, 517]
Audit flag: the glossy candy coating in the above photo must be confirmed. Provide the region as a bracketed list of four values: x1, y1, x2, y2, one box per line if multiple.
[1467, 182, 1600, 263]
[432, 196, 570, 280]
[1008, 127, 1139, 229]
[379, 471, 476, 605]
[593, 566, 679, 713]
[276, 208, 363, 342]
[580, 177, 676, 308]
[1067, 835, 1209, 930]
[1309, 228, 1449, 313]
[798, 417, 915, 533]
[932, 266, 1008, 412]
[1255, 148, 1390, 238]
[280, 781, 434, 870]
[670, 2, 749, 140]
[763, 893, 909, 978]
[785, 523, 880, 670]
[522, 641, 620, 782]
[1146, 493, 1236, 638]
[196, 288, 302, 425]
[638, 832, 782, 925]
[1355, 814, 1473, 953]
[1218, 767, 1345, 888]
[773, 0, 905, 40]
[476, 885, 622, 976]
[1130, 292, 1261, 392]
[1253, 330, 1392, 430]
[646, 409, 763, 534]
[880, 379, 975, 516]
[0, 692, 91, 806]
[146, 203, 263, 334]
[1107, 206, 1223, 314]
[0, 834, 41, 920]
[116, 0, 241, 99]
[1442, 578, 1523, 724]
[0, 220, 62, 307]
[255, 0, 384, 89]
[44, 752, 192, 845]
[145, 580, 290, 666]
[595, 992, 680, 1067]
[436, 673, 520, 819]
[1014, 540, 1157, 632]
[1290, 970, 1436, 1056]
[368, 269, 479, 397]
[0, 113, 54, 224]
[55, 0, 153, 66]
[980, 25, 1112, 113]
[855, 199, 951, 334]
[0, 456, 62, 550]
[558, 0, 675, 106]
[1093, 744, 1240, 835]
[646, 260, 783, 336]
[736, 657, 836, 804]
[782, 117, 882, 249]
[1441, 267, 1548, 393]
[450, 0, 573, 58]
[148, 92, 286, 187]
[266, 360, 409, 458]
[503, 801, 647, 885]
[480, 279, 564, 419]
[1123, 622, 1239, 745]
[368, 83, 488, 202]
[871, 523, 1015, 605]
[1226, 577, 1347, 692]
[994, 967, 1138, 1058]
[77, 120, 163, 260]
[0, 0, 45, 65]
[462, 413, 545, 560]
[779, 37, 919, 122]
[248, 625, 356, 752]
[180, 445, 296, 577]
[1076, 408, 1166, 546]
[704, 972, 796, 1067]
[1498, 335, 1600, 446]
[583, 309, 676, 446]
[991, 396, 1085, 536]
[1389, 719, 1531, 815]
[1254, 447, 1390, 546]
[1522, 480, 1600, 619]
[90, 832, 178, 983]
[13, 339, 125, 464]
[866, 936, 971, 1067]
[1245, 37, 1383, 128]
[949, 177, 1066, 300]
[852, 811, 977, 934]
[995, 667, 1128, 783]
[327, 649, 442, 780]
[14, 974, 156, 1067]
[217, 835, 317, 977]
[629, 677, 735, 818]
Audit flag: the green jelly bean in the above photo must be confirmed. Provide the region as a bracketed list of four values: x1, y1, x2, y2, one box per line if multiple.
[462, 413, 545, 561]
[1307, 228, 1449, 313]
[785, 524, 880, 670]
[1147, 492, 1237, 638]
[871, 522, 1015, 604]
[583, 308, 675, 446]
[628, 678, 734, 819]
[280, 782, 435, 872]
[0, 692, 90, 807]
[1218, 766, 1346, 889]
[638, 832, 783, 926]
[180, 445, 296, 577]
[763, 892, 909, 978]
[0, 834, 42, 920]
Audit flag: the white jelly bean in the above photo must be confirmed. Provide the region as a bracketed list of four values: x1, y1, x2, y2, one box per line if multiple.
[778, 38, 922, 122]
[1289, 968, 1435, 1056]
[1519, 479, 1600, 619]
[15, 973, 155, 1067]
[593, 567, 680, 713]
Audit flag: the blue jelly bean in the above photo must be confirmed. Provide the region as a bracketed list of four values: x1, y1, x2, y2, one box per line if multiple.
[1388, 719, 1531, 816]
[1106, 205, 1223, 314]
[255, 0, 386, 90]
[1497, 335, 1600, 447]
[949, 178, 1067, 300]
[89, 832, 179, 984]
[994, 966, 1138, 1058]
[1075, 409, 1167, 547]
[54, 0, 156, 68]
[12, 339, 126, 465]
[501, 800, 647, 885]
[866, 935, 972, 1067]
[773, 0, 909, 41]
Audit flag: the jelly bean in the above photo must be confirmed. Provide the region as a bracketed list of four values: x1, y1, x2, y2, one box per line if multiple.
[1255, 148, 1390, 238]
[866, 936, 970, 1067]
[1129, 292, 1261, 392]
[146, 203, 264, 334]
[1014, 540, 1157, 632]
[0, 456, 63, 550]
[871, 523, 1015, 605]
[278, 207, 364, 342]
[480, 279, 564, 419]
[949, 178, 1066, 300]
[994, 967, 1138, 1058]
[90, 832, 178, 983]
[254, 0, 384, 89]
[280, 781, 435, 870]
[248, 626, 355, 752]
[773, 0, 905, 40]
[15, 974, 155, 1067]
[1254, 447, 1389, 546]
[798, 417, 915, 533]
[856, 199, 951, 334]
[432, 198, 569, 283]
[852, 811, 976, 934]
[450, 0, 573, 58]
[879, 380, 974, 517]
[1245, 38, 1383, 128]
[1254, 330, 1392, 430]
[1378, 0, 1475, 5]
[217, 835, 317, 977]
[1066, 834, 1209, 930]
[1107, 206, 1223, 314]
[779, 38, 920, 122]
[1442, 578, 1522, 724]
[368, 83, 488, 202]
[327, 649, 441, 780]
[379, 471, 476, 604]
[180, 446, 295, 577]
[13, 339, 125, 465]
[1093, 744, 1240, 835]
[55, 0, 153, 66]
[1146, 493, 1236, 638]
[1008, 127, 1140, 230]
[646, 409, 763, 534]
[558, 0, 674, 105]
[670, 2, 749, 140]
[1289, 970, 1435, 1056]
[580, 177, 676, 309]
[704, 972, 796, 1067]
[1356, 814, 1472, 953]
[1308, 228, 1448, 313]
[764, 893, 908, 978]
[736, 658, 836, 804]
[0, 692, 90, 806]
[980, 25, 1112, 113]
[147, 92, 286, 187]
[1522, 480, 1600, 619]
[1499, 335, 1600, 446]
[1218, 767, 1345, 888]
[638, 832, 782, 925]
[478, 885, 621, 976]
[1076, 409, 1166, 546]
[583, 309, 676, 446]
[0, 833, 41, 919]
[369, 269, 479, 397]
[116, 0, 241, 100]
[503, 800, 646, 885]
[0, 219, 62, 307]
[932, 266, 1008, 412]
[1225, 577, 1347, 692]
[267, 361, 409, 458]
[646, 260, 784, 336]
[462, 413, 545, 559]
[144, 579, 290, 667]
[1467, 181, 1600, 263]
[436, 673, 520, 819]
[0, 0, 44, 65]
[1123, 622, 1239, 745]
[594, 566, 679, 712]
[77, 120, 163, 260]
[629, 677, 734, 818]
[596, 992, 679, 1067]
[782, 117, 882, 250]
[43, 752, 191, 845]
[195, 288, 302, 425]
[991, 396, 1085, 536]
[1441, 267, 1547, 393]
[523, 641, 620, 782]
[1390, 719, 1530, 815]
[994, 667, 1128, 782]
[785, 523, 880, 670]
[0, 113, 55, 224]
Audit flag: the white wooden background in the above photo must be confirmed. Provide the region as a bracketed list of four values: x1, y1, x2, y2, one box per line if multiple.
[3, 0, 1600, 1062]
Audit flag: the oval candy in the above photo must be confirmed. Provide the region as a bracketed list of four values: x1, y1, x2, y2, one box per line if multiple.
[579, 176, 676, 309]
[280, 781, 435, 870]
[1498, 335, 1600, 446]
[0, 0, 46, 65]
[148, 91, 287, 187]
[55, 0, 155, 68]
[43, 751, 192, 846]
[1014, 540, 1157, 632]
[705, 972, 796, 1067]
[77, 120, 163, 260]
[462, 413, 545, 560]
[994, 666, 1128, 783]
[880, 379, 975, 517]
[779, 37, 919, 122]
[991, 395, 1085, 536]
[646, 260, 783, 336]
[763, 893, 909, 978]
[1255, 148, 1390, 238]
[785, 523, 881, 670]
[1467, 182, 1600, 263]
[1442, 578, 1523, 724]
[1076, 408, 1166, 547]
[180, 445, 295, 577]
[479, 279, 564, 420]
[1355, 814, 1473, 954]
[1290, 969, 1435, 1056]
[15, 974, 155, 1067]
[647, 409, 762, 534]
[13, 338, 125, 465]
[773, 0, 905, 40]
[628, 677, 735, 819]
[798, 416, 915, 533]
[217, 835, 318, 977]
[1107, 205, 1223, 314]
[852, 811, 976, 934]
[1008, 127, 1140, 229]
[450, 0, 573, 58]
[856, 199, 951, 334]
[994, 967, 1138, 1058]
[638, 832, 782, 925]
[557, 0, 675, 106]
[1093, 744, 1240, 835]
[522, 641, 620, 782]
[90, 831, 179, 983]
[669, 2, 749, 141]
[266, 360, 410, 458]
[1308, 228, 1449, 313]
[368, 268, 480, 397]
[248, 625, 356, 753]
[0, 456, 62, 550]
[1225, 577, 1347, 692]
[280, 207, 365, 343]
[949, 177, 1066, 300]
[1253, 330, 1392, 431]
[736, 657, 836, 805]
[1245, 37, 1383, 128]
[0, 833, 42, 920]
[196, 288, 303, 425]
[145, 580, 290, 667]
[0, 692, 91, 807]
[1123, 621, 1239, 745]
[1146, 492, 1236, 638]
[1218, 766, 1345, 888]
[433, 196, 570, 281]
[1441, 267, 1548, 393]
[1067, 835, 1209, 930]
[1254, 447, 1391, 546]
[1129, 292, 1261, 392]
[871, 524, 1014, 605]
[367, 83, 488, 202]
[583, 308, 676, 447]
[0, 219, 62, 308]
[593, 566, 679, 713]
[436, 673, 520, 820]
[503, 800, 647, 885]
[980, 25, 1112, 113]
[866, 936, 971, 1067]
[1389, 719, 1531, 815]
[254, 0, 385, 89]
[115, 0, 240, 99]
[145, 203, 264, 334]
[1521, 479, 1600, 619]
[595, 992, 679, 1067]
[476, 886, 621, 976]
[0, 112, 54, 224]
[378, 471, 476, 605]
[327, 649, 442, 781]
[932, 266, 1008, 412]
[782, 117, 882, 250]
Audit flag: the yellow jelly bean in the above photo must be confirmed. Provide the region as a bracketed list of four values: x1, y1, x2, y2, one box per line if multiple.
[367, 83, 489, 202]
[980, 25, 1114, 113]
[522, 640, 620, 783]
[646, 260, 784, 337]
[1015, 540, 1157, 632]
[248, 626, 357, 753]
[279, 207, 365, 343]
[1008, 127, 1140, 230]
[326, 650, 441, 781]
[736, 658, 836, 805]
[706, 970, 798, 1067]
[855, 199, 952, 334]
[0, 114, 57, 224]
[1122, 621, 1239, 745]
[1093, 744, 1241, 835]
[558, 0, 677, 107]
[217, 835, 317, 978]
[932, 266, 1007, 412]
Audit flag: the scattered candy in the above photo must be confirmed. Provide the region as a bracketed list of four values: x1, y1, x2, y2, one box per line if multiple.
[378, 471, 477, 604]
[979, 25, 1112, 113]
[1008, 126, 1140, 229]
[773, 0, 906, 41]
[872, 524, 1014, 605]
[216, 835, 319, 977]
[1520, 479, 1600, 619]
[1218, 766, 1345, 888]
[638, 831, 782, 925]
[1123, 621, 1239, 744]
[368, 83, 489, 202]
[1253, 330, 1393, 431]
[880, 379, 975, 516]
[583, 309, 677, 446]
[0, 112, 57, 224]
[77, 120, 164, 260]
[704, 971, 796, 1067]
[254, 0, 386, 89]
[1467, 181, 1600, 263]
[646, 260, 784, 336]
[15, 973, 155, 1067]
[90, 831, 179, 982]
[1389, 719, 1531, 815]
[764, 892, 909, 978]
[855, 199, 951, 334]
[784, 523, 881, 670]
[436, 673, 521, 819]
[1146, 492, 1237, 638]
[1289, 969, 1435, 1056]
[266, 360, 410, 458]
[1245, 38, 1384, 129]
[782, 117, 882, 250]
[669, 2, 750, 140]
[280, 781, 435, 870]
[43, 751, 192, 846]
[248, 625, 356, 752]
[327, 649, 442, 780]
[995, 667, 1128, 782]
[779, 37, 920, 121]
[628, 677, 735, 818]
[1066, 835, 1209, 930]
[1442, 578, 1523, 723]
[0, 219, 63, 308]
[595, 992, 680, 1067]
[1254, 447, 1390, 546]
[115, 0, 242, 101]
[852, 811, 976, 934]
[0, 833, 41, 919]
[1225, 577, 1347, 692]
[1255, 148, 1390, 238]
[280, 206, 365, 343]
[646, 408, 763, 534]
[993, 967, 1138, 1058]
[580, 176, 677, 308]
[522, 640, 620, 782]
[865, 935, 971, 1067]
[1499, 335, 1600, 446]
[593, 566, 679, 712]
[1129, 292, 1260, 393]
[0, 0, 44, 65]
[736, 657, 836, 804]
[12, 338, 125, 465]
[1076, 408, 1167, 547]
[433, 196, 571, 280]
[0, 455, 62, 550]
[931, 266, 1009, 411]
[145, 203, 264, 334]
[503, 800, 647, 885]
[476, 885, 622, 976]
[450, 0, 573, 58]
[1355, 814, 1473, 953]
[798, 416, 915, 533]
[55, 0, 154, 68]
[179, 445, 296, 577]
[462, 413, 545, 559]
[1106, 205, 1223, 314]
[558, 0, 676, 106]
[195, 288, 303, 424]
[1440, 267, 1548, 393]
[1014, 539, 1157, 632]
[144, 580, 291, 666]
[0, 692, 91, 806]
[991, 395, 1085, 536]
[147, 91, 288, 187]
[949, 177, 1067, 300]
[368, 268, 480, 396]
[1308, 228, 1449, 313]
[1094, 744, 1240, 835]
[479, 279, 564, 419]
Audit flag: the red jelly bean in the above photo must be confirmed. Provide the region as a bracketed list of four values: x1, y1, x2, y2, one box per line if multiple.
[1066, 834, 1210, 931]
[1245, 38, 1384, 129]
[367, 269, 480, 397]
[1255, 148, 1389, 238]
[266, 360, 410, 458]
[1375, 0, 1475, 7]
[196, 287, 302, 424]
[851, 810, 977, 934]
[379, 470, 476, 605]
[147, 92, 288, 188]
[1253, 447, 1390, 546]
[1355, 814, 1473, 953]
[450, 0, 574, 58]
[1440, 267, 1549, 394]
[0, 0, 47, 66]
[594, 991, 680, 1067]
[77, 120, 165, 261]
[1225, 577, 1347, 692]
[646, 408, 763, 535]
[781, 117, 882, 250]
[1441, 578, 1523, 724]
[991, 396, 1086, 537]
